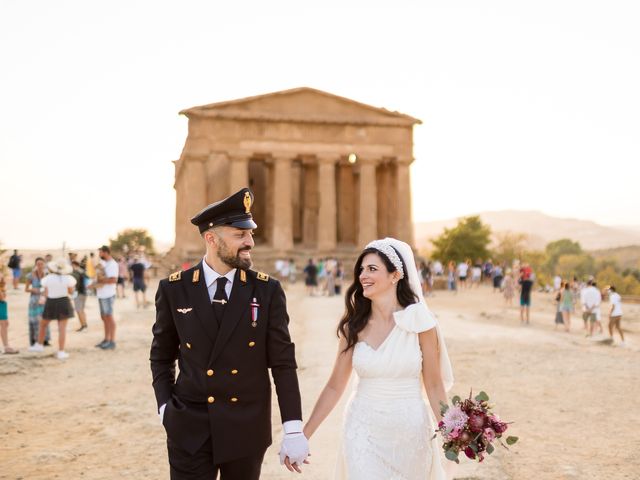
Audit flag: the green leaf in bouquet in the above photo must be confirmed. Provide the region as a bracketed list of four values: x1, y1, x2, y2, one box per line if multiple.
[469, 442, 478, 454]
[475, 391, 489, 402]
[440, 400, 449, 414]
[506, 436, 519, 445]
[451, 395, 461, 405]
[445, 449, 459, 464]
[486, 443, 495, 455]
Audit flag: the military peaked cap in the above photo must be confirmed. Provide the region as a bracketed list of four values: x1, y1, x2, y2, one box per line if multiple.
[191, 187, 258, 233]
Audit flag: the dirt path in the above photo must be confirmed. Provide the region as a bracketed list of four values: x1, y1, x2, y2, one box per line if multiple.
[1, 281, 638, 479]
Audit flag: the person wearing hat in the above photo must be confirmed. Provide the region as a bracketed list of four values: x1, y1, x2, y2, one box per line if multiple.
[150, 187, 309, 479]
[28, 259, 77, 360]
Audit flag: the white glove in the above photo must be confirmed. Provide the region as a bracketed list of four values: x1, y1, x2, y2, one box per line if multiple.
[159, 403, 166, 425]
[279, 432, 310, 466]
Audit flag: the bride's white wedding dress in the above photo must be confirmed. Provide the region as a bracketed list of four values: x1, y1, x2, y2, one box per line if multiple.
[335, 303, 448, 480]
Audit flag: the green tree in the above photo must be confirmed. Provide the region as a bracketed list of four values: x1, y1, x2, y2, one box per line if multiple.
[556, 253, 595, 280]
[109, 228, 155, 255]
[544, 239, 583, 274]
[596, 257, 620, 272]
[596, 266, 623, 291]
[492, 232, 529, 265]
[431, 216, 492, 264]
[521, 250, 549, 286]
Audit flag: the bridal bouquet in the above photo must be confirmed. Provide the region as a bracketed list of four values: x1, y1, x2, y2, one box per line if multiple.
[435, 390, 518, 463]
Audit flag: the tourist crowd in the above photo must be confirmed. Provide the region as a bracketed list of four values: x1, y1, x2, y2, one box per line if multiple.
[422, 255, 627, 346]
[0, 247, 153, 358]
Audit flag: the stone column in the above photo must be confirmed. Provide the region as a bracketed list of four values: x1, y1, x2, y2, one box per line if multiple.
[271, 155, 294, 251]
[317, 156, 337, 251]
[206, 152, 230, 203]
[395, 158, 414, 245]
[177, 156, 207, 253]
[228, 153, 249, 193]
[357, 159, 378, 247]
[301, 160, 319, 247]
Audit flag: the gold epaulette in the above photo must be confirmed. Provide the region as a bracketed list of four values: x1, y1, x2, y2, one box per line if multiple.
[169, 271, 182, 282]
[256, 271, 269, 281]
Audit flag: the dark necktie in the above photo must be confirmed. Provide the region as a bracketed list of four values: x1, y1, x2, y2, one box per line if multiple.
[212, 277, 228, 325]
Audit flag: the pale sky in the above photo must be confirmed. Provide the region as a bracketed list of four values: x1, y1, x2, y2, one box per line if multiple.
[2, 0, 639, 250]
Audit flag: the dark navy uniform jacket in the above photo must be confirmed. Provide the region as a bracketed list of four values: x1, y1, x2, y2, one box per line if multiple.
[150, 262, 302, 463]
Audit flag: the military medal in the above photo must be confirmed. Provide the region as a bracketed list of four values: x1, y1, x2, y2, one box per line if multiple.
[251, 298, 259, 327]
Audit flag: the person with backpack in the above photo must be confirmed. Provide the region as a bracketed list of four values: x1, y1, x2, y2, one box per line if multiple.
[7, 250, 22, 290]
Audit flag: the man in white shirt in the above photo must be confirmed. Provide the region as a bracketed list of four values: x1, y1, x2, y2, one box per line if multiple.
[457, 261, 469, 289]
[94, 245, 118, 350]
[606, 285, 625, 345]
[582, 280, 603, 337]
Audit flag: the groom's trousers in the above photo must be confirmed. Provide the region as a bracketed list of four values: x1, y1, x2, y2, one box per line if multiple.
[168, 437, 266, 480]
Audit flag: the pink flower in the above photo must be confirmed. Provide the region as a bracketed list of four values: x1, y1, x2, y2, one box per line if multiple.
[483, 428, 496, 442]
[449, 427, 461, 439]
[442, 406, 469, 434]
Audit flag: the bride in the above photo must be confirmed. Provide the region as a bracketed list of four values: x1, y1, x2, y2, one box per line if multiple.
[303, 238, 454, 479]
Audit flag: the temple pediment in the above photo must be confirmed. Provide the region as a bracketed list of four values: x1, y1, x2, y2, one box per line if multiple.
[172, 89, 416, 259]
[180, 87, 421, 126]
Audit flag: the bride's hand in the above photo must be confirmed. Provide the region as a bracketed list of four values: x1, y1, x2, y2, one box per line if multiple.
[284, 455, 310, 473]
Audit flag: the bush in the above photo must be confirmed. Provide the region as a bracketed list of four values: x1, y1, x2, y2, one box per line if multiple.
[596, 267, 624, 291]
[621, 275, 640, 296]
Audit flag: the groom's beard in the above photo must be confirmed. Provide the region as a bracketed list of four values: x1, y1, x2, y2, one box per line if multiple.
[216, 239, 252, 270]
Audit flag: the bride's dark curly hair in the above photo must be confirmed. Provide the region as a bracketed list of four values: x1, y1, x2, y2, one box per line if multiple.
[337, 247, 418, 352]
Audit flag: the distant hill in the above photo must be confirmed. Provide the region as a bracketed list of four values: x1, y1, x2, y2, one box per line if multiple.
[415, 211, 640, 252]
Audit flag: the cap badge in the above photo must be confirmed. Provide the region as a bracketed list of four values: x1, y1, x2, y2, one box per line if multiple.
[243, 191, 252, 213]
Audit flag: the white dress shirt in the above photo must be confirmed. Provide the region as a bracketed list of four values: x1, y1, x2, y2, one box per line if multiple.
[202, 257, 235, 301]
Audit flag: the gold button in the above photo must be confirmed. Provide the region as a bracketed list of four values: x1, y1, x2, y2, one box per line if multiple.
[231, 369, 238, 375]
[230, 397, 238, 402]
[248, 341, 255, 347]
[207, 396, 215, 404]
[207, 369, 214, 377]
[186, 343, 191, 349]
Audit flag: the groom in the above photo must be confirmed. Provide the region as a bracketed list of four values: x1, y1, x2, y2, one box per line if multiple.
[150, 187, 309, 479]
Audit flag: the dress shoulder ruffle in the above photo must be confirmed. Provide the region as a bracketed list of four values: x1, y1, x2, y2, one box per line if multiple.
[393, 303, 437, 333]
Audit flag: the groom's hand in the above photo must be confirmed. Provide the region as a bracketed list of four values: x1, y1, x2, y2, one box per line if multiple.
[279, 432, 310, 472]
